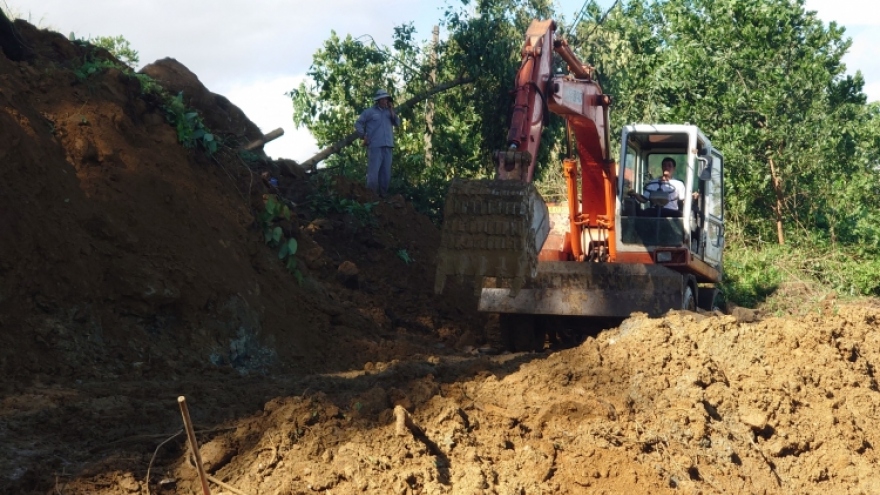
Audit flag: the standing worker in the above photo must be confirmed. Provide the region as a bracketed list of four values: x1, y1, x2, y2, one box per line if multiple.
[355, 89, 400, 197]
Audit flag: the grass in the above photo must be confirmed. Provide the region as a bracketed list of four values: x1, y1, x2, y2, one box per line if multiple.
[721, 240, 880, 316]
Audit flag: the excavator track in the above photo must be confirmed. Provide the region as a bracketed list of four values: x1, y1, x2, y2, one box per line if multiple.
[434, 179, 550, 295]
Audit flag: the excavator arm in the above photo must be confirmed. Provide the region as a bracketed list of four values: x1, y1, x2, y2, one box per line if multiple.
[495, 19, 555, 183]
[497, 20, 611, 183]
[435, 19, 614, 295]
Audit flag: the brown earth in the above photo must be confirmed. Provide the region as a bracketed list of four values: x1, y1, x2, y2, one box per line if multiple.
[2, 18, 880, 495]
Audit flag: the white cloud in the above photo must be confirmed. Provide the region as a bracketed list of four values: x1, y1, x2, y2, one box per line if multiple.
[804, 0, 880, 27]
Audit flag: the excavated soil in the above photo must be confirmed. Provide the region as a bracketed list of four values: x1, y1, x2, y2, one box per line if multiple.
[3, 18, 880, 495]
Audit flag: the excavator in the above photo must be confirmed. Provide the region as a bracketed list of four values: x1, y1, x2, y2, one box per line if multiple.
[434, 19, 725, 351]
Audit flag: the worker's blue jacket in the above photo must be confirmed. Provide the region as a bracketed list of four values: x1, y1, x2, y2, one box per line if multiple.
[355, 105, 400, 148]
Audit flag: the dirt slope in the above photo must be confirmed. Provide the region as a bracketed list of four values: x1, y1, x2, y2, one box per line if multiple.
[2, 17, 880, 495]
[189, 305, 880, 495]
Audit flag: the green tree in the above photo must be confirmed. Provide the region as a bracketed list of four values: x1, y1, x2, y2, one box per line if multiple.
[574, 0, 879, 248]
[657, 0, 852, 245]
[565, 0, 667, 125]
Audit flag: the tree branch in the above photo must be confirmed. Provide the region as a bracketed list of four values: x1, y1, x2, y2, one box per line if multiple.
[299, 76, 474, 171]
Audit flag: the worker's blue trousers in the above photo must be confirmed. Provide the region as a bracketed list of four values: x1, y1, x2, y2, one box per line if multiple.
[366, 146, 392, 196]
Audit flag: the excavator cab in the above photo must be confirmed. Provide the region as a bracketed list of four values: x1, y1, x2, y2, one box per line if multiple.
[617, 124, 725, 281]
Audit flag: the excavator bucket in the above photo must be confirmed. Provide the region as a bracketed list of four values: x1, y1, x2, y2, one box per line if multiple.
[434, 179, 550, 295]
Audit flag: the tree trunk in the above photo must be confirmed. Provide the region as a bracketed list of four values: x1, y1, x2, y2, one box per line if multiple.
[299, 76, 473, 171]
[768, 156, 785, 245]
[423, 26, 439, 170]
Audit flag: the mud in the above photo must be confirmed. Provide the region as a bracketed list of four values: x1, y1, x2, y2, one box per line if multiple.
[2, 18, 880, 495]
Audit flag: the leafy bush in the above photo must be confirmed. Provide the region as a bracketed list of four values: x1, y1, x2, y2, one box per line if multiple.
[163, 92, 218, 154]
[73, 56, 121, 80]
[89, 35, 140, 66]
[396, 249, 413, 264]
[721, 243, 787, 309]
[132, 72, 164, 95]
[259, 195, 291, 242]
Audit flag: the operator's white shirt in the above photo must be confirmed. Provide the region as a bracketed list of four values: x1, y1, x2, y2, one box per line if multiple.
[644, 179, 686, 210]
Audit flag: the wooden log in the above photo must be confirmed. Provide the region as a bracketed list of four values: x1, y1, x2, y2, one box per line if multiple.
[242, 127, 284, 151]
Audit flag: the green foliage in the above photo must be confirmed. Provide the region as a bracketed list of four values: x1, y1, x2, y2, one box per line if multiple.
[164, 92, 218, 154]
[69, 32, 139, 67]
[723, 239, 880, 314]
[260, 194, 292, 240]
[90, 35, 140, 66]
[69, 33, 136, 78]
[388, 173, 448, 224]
[259, 195, 303, 283]
[339, 198, 378, 227]
[132, 72, 165, 95]
[266, 226, 283, 245]
[133, 75, 220, 154]
[237, 149, 265, 166]
[279, 238, 301, 280]
[721, 243, 786, 308]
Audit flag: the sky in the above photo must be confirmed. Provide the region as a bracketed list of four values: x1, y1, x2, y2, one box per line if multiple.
[3, 0, 878, 162]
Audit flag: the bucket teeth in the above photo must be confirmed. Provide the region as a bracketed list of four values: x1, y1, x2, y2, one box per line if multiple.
[434, 179, 550, 295]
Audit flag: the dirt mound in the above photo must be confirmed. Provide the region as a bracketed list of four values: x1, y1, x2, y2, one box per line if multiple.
[104, 304, 870, 495]
[139, 57, 264, 145]
[3, 17, 880, 495]
[0, 19, 482, 383]
[0, 22, 310, 381]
